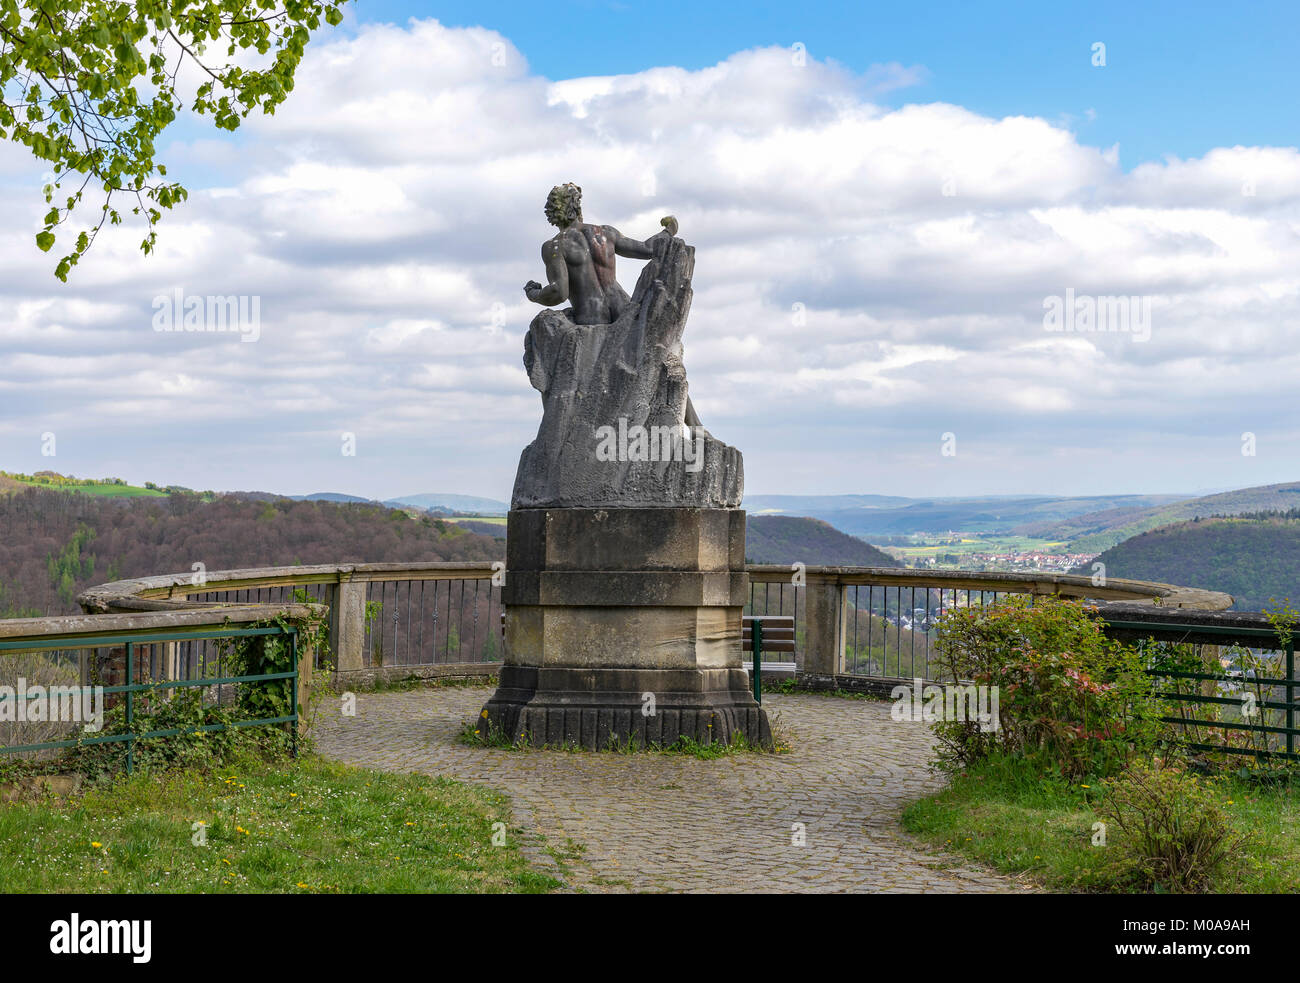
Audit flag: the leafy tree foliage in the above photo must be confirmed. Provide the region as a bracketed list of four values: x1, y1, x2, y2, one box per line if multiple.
[46, 520, 94, 604]
[1, 0, 348, 279]
[1079, 512, 1300, 612]
[744, 516, 899, 567]
[0, 488, 505, 617]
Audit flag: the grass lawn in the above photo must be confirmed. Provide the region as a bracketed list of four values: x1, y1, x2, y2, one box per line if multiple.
[8, 477, 165, 498]
[69, 484, 167, 498]
[901, 756, 1300, 893]
[0, 755, 558, 893]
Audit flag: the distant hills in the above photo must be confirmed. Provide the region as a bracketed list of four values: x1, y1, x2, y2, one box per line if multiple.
[1, 481, 894, 618]
[744, 492, 1192, 539]
[217, 490, 512, 515]
[20, 472, 1298, 554]
[745, 494, 916, 514]
[1022, 481, 1300, 552]
[300, 492, 374, 504]
[12, 466, 1300, 614]
[745, 484, 1300, 557]
[384, 493, 509, 514]
[1075, 511, 1300, 612]
[296, 492, 513, 514]
[438, 512, 896, 566]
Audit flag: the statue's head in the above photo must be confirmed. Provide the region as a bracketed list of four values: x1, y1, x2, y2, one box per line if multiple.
[544, 183, 583, 228]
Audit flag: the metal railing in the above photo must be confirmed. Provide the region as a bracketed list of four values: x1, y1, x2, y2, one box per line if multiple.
[1100, 607, 1299, 761]
[79, 563, 504, 678]
[361, 575, 503, 668]
[745, 565, 1233, 680]
[77, 563, 1233, 685]
[0, 606, 316, 771]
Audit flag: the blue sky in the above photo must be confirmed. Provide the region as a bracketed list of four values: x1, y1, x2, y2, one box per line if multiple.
[355, 0, 1299, 167]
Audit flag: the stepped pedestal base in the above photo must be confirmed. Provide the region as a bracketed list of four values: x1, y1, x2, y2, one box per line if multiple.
[481, 666, 771, 748]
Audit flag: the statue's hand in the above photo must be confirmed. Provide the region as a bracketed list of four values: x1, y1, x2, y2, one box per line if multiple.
[524, 280, 542, 302]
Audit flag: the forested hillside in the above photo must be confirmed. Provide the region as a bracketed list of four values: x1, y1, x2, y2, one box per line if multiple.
[746, 492, 1190, 538]
[0, 489, 505, 618]
[1021, 481, 1300, 553]
[745, 516, 900, 567]
[1075, 512, 1300, 612]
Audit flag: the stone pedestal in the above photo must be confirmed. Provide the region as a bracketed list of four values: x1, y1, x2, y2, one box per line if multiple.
[479, 507, 771, 748]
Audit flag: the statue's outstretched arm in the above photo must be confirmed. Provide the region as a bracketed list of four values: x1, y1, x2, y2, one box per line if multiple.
[609, 226, 653, 260]
[525, 240, 569, 306]
[610, 216, 677, 260]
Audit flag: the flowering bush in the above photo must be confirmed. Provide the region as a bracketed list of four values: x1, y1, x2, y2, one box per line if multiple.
[931, 596, 1164, 778]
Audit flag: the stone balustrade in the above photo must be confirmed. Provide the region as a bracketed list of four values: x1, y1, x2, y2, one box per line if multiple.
[68, 562, 1233, 689]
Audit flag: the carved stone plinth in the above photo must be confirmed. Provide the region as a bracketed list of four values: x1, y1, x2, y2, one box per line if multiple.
[478, 507, 771, 748]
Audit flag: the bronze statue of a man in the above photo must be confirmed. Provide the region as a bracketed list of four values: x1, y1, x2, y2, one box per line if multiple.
[524, 182, 677, 326]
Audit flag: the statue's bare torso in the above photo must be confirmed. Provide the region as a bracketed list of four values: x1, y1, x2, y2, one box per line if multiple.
[550, 224, 622, 325]
[529, 222, 653, 326]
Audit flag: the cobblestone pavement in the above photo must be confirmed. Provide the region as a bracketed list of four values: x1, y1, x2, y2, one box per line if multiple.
[313, 686, 1032, 893]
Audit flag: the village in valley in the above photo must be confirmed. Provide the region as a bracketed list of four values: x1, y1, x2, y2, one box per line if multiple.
[881, 531, 1100, 573]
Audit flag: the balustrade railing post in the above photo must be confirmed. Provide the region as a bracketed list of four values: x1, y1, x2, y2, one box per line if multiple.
[329, 574, 367, 678]
[294, 623, 313, 739]
[801, 574, 846, 678]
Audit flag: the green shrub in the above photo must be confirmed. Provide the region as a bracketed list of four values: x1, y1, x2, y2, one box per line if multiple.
[1097, 759, 1240, 893]
[61, 687, 291, 781]
[221, 630, 296, 724]
[931, 596, 1164, 778]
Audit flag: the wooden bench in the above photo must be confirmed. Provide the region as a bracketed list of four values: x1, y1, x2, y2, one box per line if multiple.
[742, 615, 795, 703]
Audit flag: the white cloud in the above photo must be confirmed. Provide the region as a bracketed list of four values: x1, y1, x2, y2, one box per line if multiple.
[0, 18, 1297, 499]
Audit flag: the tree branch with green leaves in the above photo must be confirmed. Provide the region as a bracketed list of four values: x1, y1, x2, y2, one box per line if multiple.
[1, 0, 349, 280]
